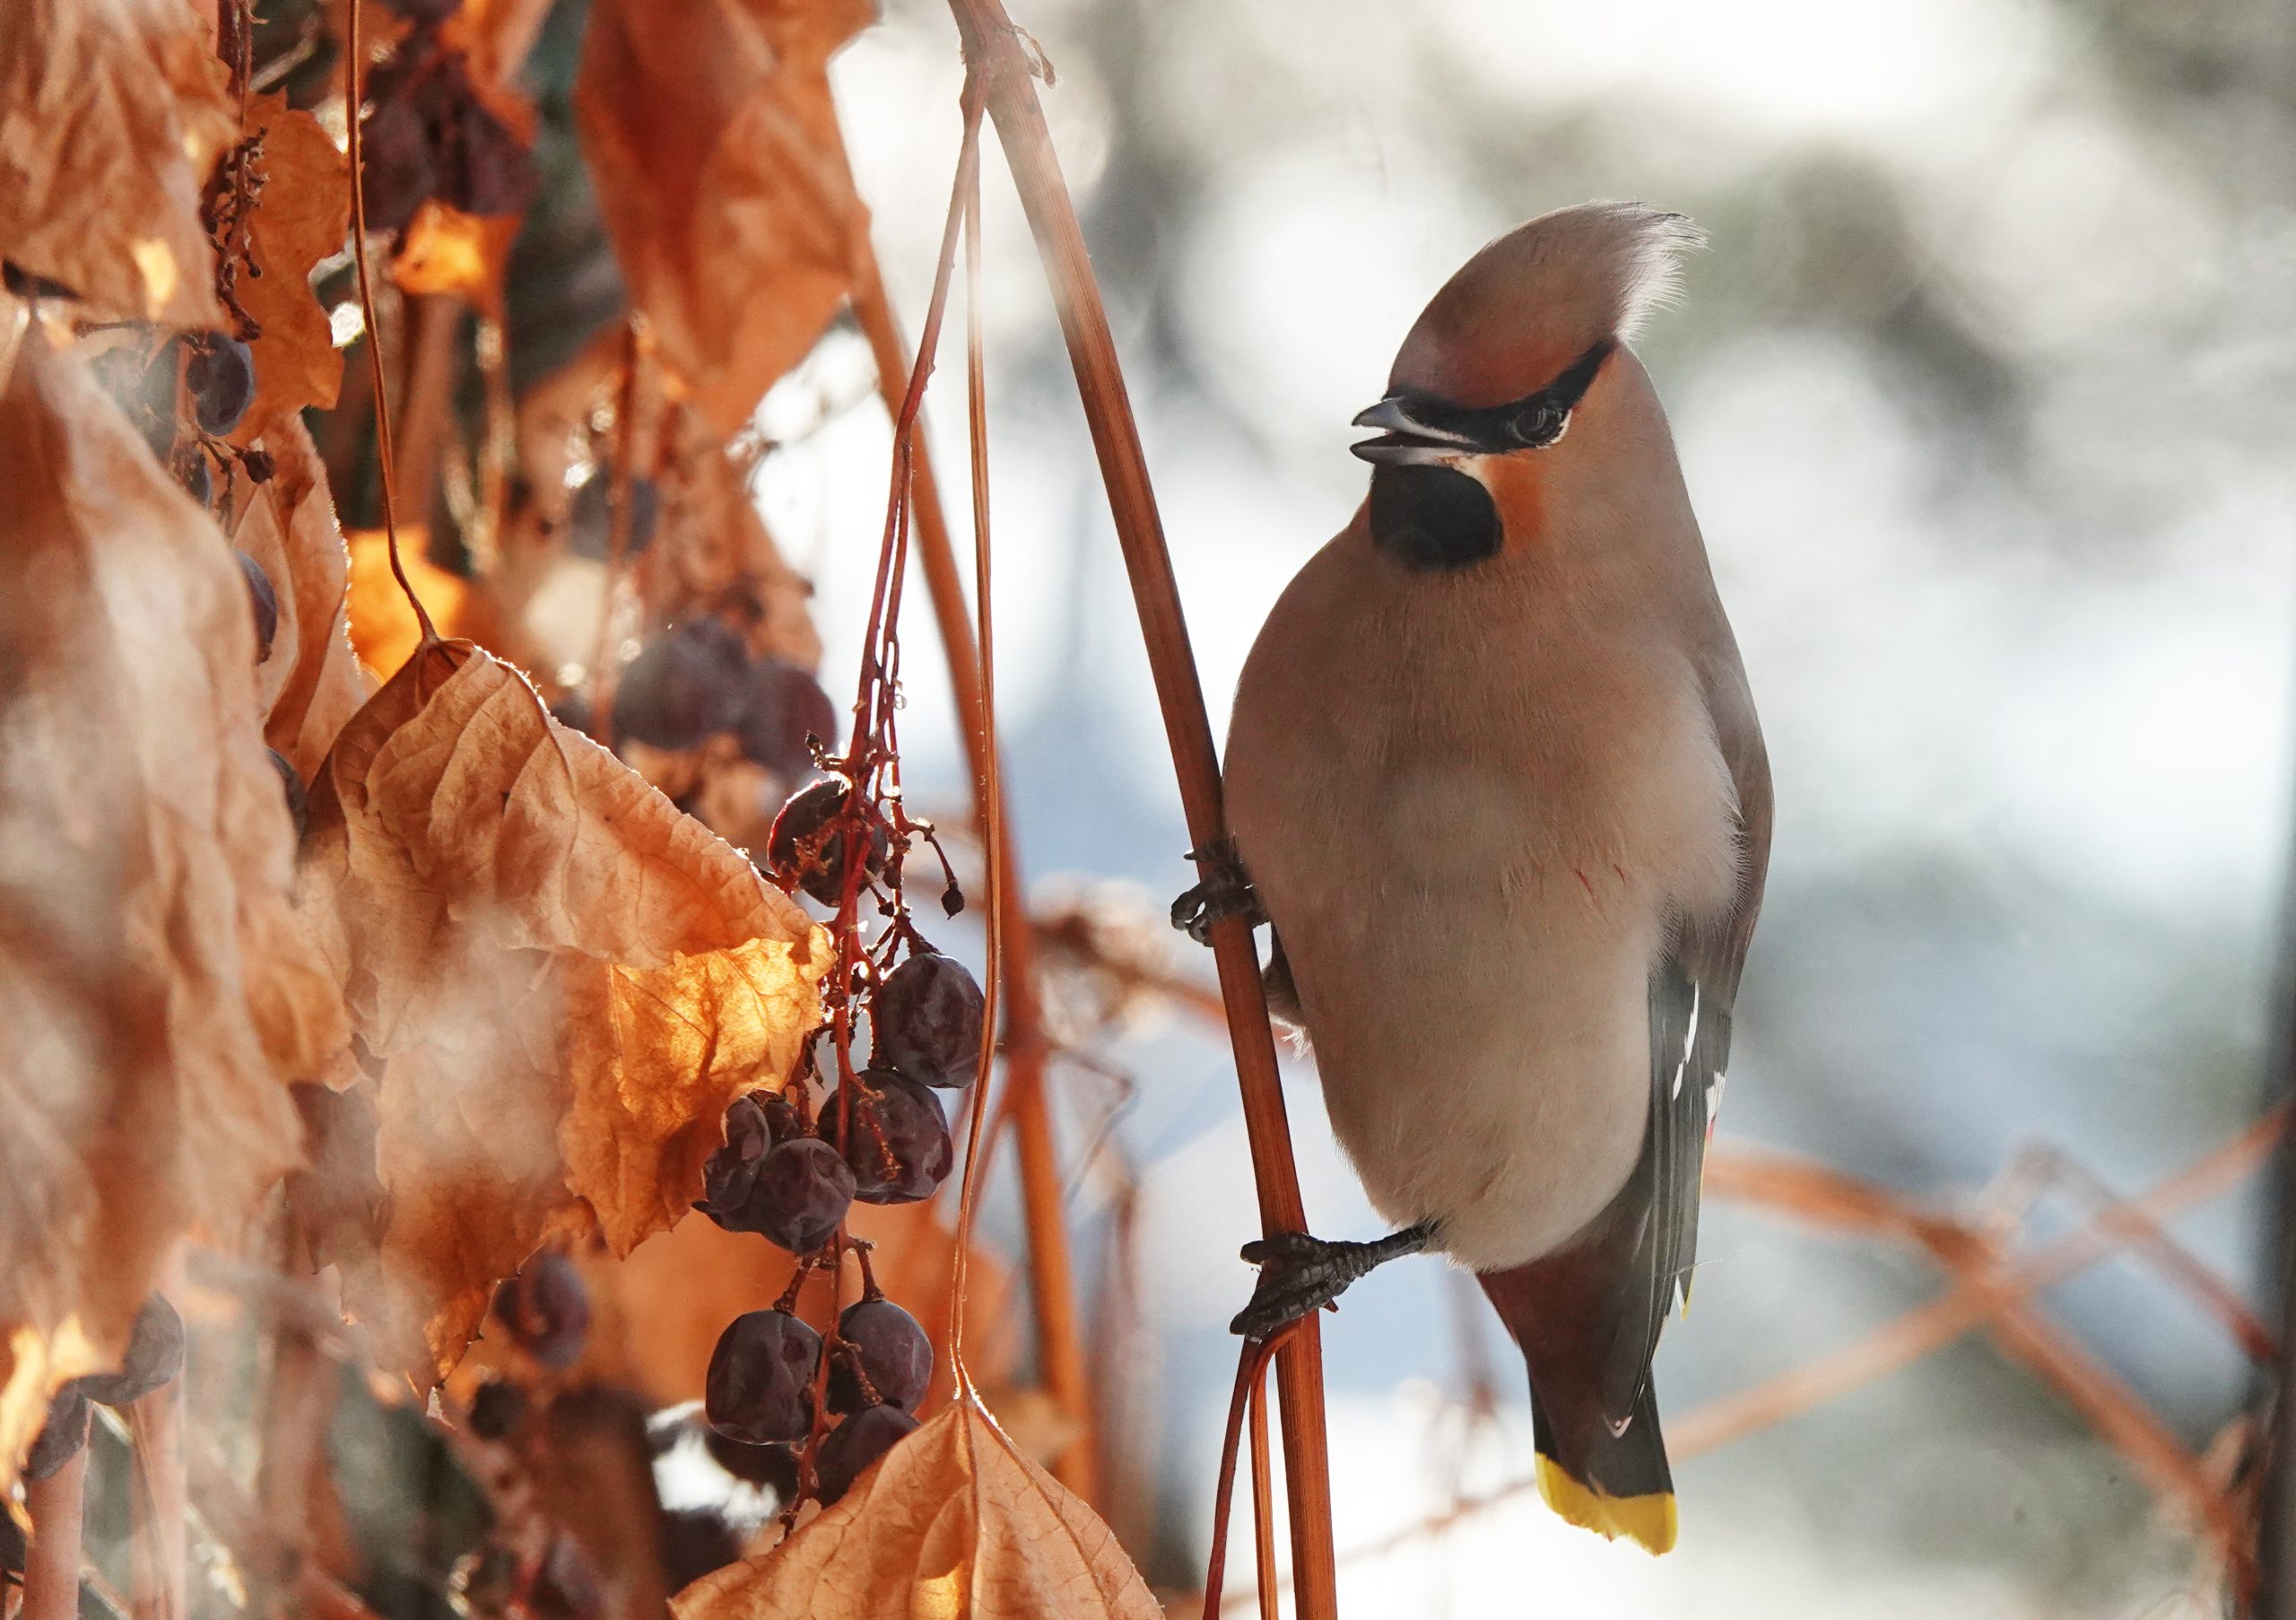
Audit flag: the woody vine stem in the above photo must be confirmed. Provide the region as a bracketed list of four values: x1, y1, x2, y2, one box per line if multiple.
[941, 2, 1341, 1615]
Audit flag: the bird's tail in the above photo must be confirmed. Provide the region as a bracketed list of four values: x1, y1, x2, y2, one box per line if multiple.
[1528, 1377, 1676, 1555]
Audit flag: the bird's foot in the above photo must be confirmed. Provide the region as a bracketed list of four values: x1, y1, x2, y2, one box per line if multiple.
[1170, 837, 1265, 945]
[1230, 1223, 1437, 1340]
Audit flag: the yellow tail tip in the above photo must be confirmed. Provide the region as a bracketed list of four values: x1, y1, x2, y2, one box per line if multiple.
[1535, 1455, 1678, 1555]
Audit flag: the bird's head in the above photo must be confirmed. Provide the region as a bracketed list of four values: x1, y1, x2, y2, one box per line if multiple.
[1352, 203, 1701, 570]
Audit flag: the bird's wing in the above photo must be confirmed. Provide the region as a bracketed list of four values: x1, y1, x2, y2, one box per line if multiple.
[1602, 655, 1772, 1423]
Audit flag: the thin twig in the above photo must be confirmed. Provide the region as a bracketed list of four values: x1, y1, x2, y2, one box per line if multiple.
[21, 1444, 87, 1620]
[940, 8, 1338, 1611]
[842, 136, 1098, 1500]
[343, 0, 434, 642]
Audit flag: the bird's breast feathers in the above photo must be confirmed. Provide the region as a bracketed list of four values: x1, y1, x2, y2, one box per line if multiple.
[1225, 545, 1742, 1264]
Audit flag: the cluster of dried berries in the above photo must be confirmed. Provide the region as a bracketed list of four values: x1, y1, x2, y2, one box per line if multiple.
[359, 22, 538, 235]
[601, 616, 835, 784]
[24, 1296, 186, 1480]
[686, 755, 987, 1511]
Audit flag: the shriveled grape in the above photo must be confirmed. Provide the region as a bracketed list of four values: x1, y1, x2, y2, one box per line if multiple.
[186, 333, 255, 436]
[493, 1250, 590, 1368]
[814, 1405, 920, 1505]
[566, 473, 659, 562]
[704, 1310, 820, 1446]
[873, 951, 985, 1089]
[730, 1137, 854, 1253]
[827, 1299, 932, 1415]
[695, 1093, 774, 1223]
[735, 659, 836, 780]
[704, 1430, 801, 1497]
[819, 1072, 952, 1206]
[613, 618, 749, 751]
[237, 549, 279, 662]
[765, 777, 888, 906]
[358, 98, 439, 234]
[466, 1377, 527, 1441]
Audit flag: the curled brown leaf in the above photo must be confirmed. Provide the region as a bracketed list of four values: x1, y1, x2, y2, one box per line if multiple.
[574, 0, 872, 435]
[0, 0, 235, 326]
[0, 334, 346, 1484]
[230, 94, 351, 444]
[295, 640, 830, 1382]
[673, 1399, 1160, 1620]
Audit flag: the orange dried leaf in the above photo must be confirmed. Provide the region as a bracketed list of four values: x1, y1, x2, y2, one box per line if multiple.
[231, 418, 370, 779]
[391, 200, 522, 315]
[674, 1399, 1160, 1620]
[230, 94, 351, 442]
[345, 528, 473, 679]
[574, 0, 871, 435]
[0, 0, 234, 326]
[295, 640, 830, 1381]
[0, 335, 347, 1483]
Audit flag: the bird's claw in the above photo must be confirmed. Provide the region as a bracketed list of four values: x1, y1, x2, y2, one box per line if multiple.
[1170, 837, 1264, 945]
[1230, 1224, 1438, 1340]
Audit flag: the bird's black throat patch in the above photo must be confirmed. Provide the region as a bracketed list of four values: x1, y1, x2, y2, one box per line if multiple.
[1368, 464, 1502, 570]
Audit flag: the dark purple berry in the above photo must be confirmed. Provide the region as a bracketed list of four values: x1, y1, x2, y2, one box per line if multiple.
[467, 1377, 527, 1441]
[766, 777, 889, 906]
[493, 1250, 589, 1369]
[448, 95, 539, 219]
[187, 333, 255, 436]
[74, 1295, 185, 1407]
[814, 1405, 919, 1505]
[566, 473, 658, 562]
[873, 952, 985, 1089]
[819, 1073, 952, 1206]
[613, 618, 749, 751]
[731, 1137, 854, 1253]
[237, 549, 279, 662]
[704, 1310, 820, 1445]
[25, 1387, 91, 1480]
[695, 1093, 774, 1223]
[735, 660, 836, 780]
[704, 1429, 801, 1497]
[828, 1299, 932, 1415]
[359, 98, 439, 235]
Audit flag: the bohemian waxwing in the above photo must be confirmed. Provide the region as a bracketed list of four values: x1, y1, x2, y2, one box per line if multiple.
[1179, 201, 1771, 1555]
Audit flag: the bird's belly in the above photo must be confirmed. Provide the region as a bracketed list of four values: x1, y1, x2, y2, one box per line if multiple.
[1232, 699, 1733, 1269]
[1290, 869, 1656, 1270]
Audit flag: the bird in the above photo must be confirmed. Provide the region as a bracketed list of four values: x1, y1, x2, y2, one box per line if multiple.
[1178, 202, 1771, 1555]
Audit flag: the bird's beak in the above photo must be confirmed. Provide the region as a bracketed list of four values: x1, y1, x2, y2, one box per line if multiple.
[1350, 396, 1482, 465]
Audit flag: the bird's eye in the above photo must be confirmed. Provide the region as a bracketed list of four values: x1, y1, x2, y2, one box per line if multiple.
[1510, 402, 1567, 448]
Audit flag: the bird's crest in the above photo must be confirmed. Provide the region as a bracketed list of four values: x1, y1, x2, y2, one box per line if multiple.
[1389, 203, 1704, 409]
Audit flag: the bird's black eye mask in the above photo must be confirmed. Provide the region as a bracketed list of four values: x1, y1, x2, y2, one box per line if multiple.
[1351, 338, 1615, 465]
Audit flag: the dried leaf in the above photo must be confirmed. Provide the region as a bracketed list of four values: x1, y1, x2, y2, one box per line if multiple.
[673, 1399, 1161, 1620]
[344, 528, 485, 680]
[230, 417, 370, 780]
[296, 640, 830, 1381]
[392, 200, 522, 315]
[574, 0, 870, 435]
[0, 335, 346, 1482]
[230, 94, 350, 443]
[0, 0, 233, 326]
